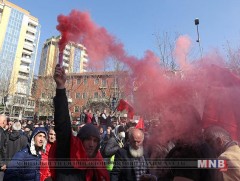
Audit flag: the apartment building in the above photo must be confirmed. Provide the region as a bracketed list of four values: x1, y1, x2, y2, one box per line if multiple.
[0, 0, 40, 117]
[38, 36, 88, 76]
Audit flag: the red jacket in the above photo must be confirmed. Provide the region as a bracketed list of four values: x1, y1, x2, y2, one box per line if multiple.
[40, 142, 53, 181]
[49, 135, 110, 181]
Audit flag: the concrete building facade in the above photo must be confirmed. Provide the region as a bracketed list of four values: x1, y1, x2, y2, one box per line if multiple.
[0, 0, 40, 117]
[38, 36, 88, 76]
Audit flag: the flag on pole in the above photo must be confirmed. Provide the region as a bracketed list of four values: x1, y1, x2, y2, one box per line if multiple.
[116, 99, 134, 119]
[135, 117, 144, 130]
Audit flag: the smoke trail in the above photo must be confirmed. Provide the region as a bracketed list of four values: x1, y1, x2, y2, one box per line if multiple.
[174, 35, 191, 69]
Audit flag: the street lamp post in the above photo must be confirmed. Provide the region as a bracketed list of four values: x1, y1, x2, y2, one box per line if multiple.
[194, 18, 203, 59]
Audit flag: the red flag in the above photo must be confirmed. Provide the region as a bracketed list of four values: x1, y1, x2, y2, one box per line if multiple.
[135, 117, 144, 130]
[116, 99, 134, 119]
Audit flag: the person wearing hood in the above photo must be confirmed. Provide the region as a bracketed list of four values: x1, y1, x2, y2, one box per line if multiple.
[51, 65, 109, 181]
[3, 127, 47, 181]
[5, 122, 28, 165]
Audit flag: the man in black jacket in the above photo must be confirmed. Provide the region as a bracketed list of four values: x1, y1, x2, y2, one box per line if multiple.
[111, 128, 148, 181]
[6, 121, 28, 165]
[52, 65, 109, 181]
[0, 115, 7, 181]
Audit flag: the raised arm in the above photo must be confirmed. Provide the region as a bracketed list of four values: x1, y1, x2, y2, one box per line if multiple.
[53, 65, 71, 159]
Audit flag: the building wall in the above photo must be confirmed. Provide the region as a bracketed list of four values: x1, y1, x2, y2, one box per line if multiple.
[34, 71, 124, 118]
[0, 0, 40, 117]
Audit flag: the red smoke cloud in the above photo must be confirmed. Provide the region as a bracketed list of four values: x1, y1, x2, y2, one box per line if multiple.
[56, 10, 240, 141]
[57, 10, 125, 68]
[174, 35, 191, 69]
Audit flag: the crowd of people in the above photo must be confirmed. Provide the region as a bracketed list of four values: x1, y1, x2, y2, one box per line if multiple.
[0, 65, 239, 181]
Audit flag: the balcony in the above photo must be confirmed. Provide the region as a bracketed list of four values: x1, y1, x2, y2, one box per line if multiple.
[27, 26, 37, 34]
[65, 45, 70, 50]
[25, 34, 35, 42]
[23, 43, 34, 52]
[18, 75, 29, 80]
[63, 62, 69, 68]
[63, 49, 70, 56]
[21, 57, 31, 64]
[22, 49, 32, 56]
[89, 97, 109, 103]
[19, 66, 30, 74]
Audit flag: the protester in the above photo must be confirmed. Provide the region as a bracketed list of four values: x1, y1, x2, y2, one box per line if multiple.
[79, 109, 88, 124]
[204, 126, 240, 181]
[51, 64, 109, 181]
[5, 121, 28, 165]
[4, 127, 47, 181]
[0, 115, 7, 180]
[99, 109, 108, 132]
[24, 125, 32, 141]
[103, 126, 125, 158]
[111, 128, 148, 181]
[40, 127, 56, 181]
[102, 125, 125, 172]
[91, 110, 100, 125]
[86, 109, 93, 124]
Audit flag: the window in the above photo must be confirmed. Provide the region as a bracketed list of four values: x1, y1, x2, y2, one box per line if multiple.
[102, 78, 107, 87]
[21, 97, 25, 104]
[94, 92, 98, 98]
[77, 78, 81, 84]
[82, 92, 86, 99]
[94, 78, 99, 85]
[74, 106, 80, 112]
[102, 91, 106, 97]
[83, 77, 87, 85]
[41, 93, 46, 98]
[76, 93, 81, 99]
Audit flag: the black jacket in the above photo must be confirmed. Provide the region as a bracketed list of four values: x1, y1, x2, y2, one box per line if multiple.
[103, 136, 122, 158]
[6, 130, 28, 164]
[0, 127, 7, 166]
[54, 89, 86, 181]
[111, 145, 147, 181]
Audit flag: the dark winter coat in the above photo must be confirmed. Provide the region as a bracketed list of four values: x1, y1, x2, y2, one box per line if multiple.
[52, 89, 109, 181]
[111, 145, 147, 181]
[3, 127, 48, 181]
[103, 136, 122, 158]
[0, 127, 7, 166]
[6, 130, 28, 164]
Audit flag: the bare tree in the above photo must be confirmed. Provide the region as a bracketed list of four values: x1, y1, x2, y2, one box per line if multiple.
[154, 32, 179, 70]
[224, 40, 240, 75]
[0, 62, 19, 115]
